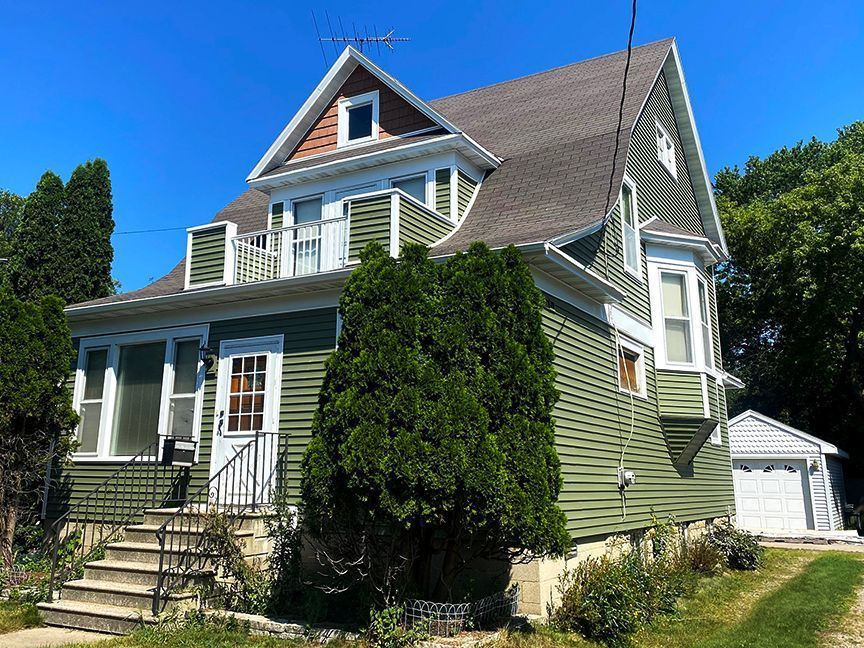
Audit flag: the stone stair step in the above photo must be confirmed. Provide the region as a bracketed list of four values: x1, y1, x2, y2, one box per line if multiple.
[143, 508, 272, 532]
[85, 559, 214, 588]
[105, 541, 219, 566]
[124, 523, 254, 545]
[37, 599, 159, 635]
[60, 578, 197, 613]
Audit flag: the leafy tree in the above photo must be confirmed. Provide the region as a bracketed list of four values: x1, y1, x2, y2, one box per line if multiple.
[716, 121, 864, 472]
[8, 172, 65, 302]
[301, 241, 569, 603]
[58, 159, 115, 303]
[0, 189, 23, 263]
[0, 287, 77, 570]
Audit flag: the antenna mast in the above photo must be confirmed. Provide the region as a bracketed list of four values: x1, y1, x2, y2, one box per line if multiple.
[312, 11, 409, 64]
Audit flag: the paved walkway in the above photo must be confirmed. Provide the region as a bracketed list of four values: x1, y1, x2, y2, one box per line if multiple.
[0, 626, 111, 647]
[762, 541, 864, 553]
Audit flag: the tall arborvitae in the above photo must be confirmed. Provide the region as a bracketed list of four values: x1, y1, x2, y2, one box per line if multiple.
[59, 158, 115, 303]
[8, 172, 65, 301]
[0, 190, 23, 263]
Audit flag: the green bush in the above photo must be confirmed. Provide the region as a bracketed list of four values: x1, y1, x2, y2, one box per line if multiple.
[550, 548, 691, 646]
[367, 605, 429, 648]
[707, 523, 763, 570]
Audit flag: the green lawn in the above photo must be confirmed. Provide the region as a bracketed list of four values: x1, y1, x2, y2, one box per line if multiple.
[496, 548, 864, 648]
[4, 548, 862, 647]
[0, 600, 41, 634]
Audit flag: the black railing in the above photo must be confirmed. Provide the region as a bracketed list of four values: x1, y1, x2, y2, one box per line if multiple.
[152, 431, 283, 615]
[46, 438, 193, 602]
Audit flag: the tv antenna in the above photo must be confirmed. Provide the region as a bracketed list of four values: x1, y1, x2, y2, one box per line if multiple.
[312, 11, 409, 65]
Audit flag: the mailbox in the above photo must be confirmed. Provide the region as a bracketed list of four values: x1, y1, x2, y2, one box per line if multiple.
[160, 437, 197, 467]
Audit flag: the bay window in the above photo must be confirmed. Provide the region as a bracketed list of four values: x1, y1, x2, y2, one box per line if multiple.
[73, 326, 207, 460]
[660, 271, 693, 364]
[697, 278, 713, 368]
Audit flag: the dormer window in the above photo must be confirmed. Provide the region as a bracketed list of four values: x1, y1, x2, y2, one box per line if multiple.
[338, 91, 379, 147]
[655, 121, 676, 178]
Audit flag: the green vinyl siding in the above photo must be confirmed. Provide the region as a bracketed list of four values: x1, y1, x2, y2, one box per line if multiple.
[435, 168, 451, 217]
[626, 72, 704, 236]
[398, 199, 454, 249]
[270, 202, 284, 229]
[544, 295, 734, 538]
[563, 203, 651, 324]
[656, 370, 704, 419]
[188, 226, 227, 286]
[48, 308, 337, 521]
[348, 195, 391, 261]
[456, 170, 477, 218]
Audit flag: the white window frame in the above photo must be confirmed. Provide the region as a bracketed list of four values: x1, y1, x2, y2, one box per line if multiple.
[72, 325, 209, 462]
[655, 120, 677, 179]
[620, 176, 641, 279]
[656, 266, 696, 368]
[697, 277, 714, 369]
[616, 337, 647, 399]
[337, 91, 380, 148]
[647, 256, 716, 374]
[388, 171, 432, 207]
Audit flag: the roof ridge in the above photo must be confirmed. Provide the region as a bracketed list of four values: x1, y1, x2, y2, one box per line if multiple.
[429, 37, 674, 105]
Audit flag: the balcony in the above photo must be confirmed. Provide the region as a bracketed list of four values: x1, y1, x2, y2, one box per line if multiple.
[184, 190, 457, 290]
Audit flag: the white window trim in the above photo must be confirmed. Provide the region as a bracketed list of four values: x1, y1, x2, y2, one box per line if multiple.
[655, 120, 677, 179]
[620, 176, 641, 280]
[72, 325, 209, 462]
[388, 171, 432, 207]
[697, 276, 714, 370]
[709, 423, 722, 445]
[616, 336, 647, 400]
[647, 258, 715, 374]
[337, 90, 380, 148]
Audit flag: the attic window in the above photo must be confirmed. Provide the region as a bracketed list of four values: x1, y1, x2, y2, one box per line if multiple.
[338, 91, 379, 147]
[656, 121, 676, 178]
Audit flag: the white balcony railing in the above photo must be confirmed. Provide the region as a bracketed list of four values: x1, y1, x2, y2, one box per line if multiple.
[233, 216, 348, 284]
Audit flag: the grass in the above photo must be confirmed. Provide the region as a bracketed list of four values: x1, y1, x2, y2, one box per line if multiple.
[0, 599, 42, 634]
[495, 548, 864, 648]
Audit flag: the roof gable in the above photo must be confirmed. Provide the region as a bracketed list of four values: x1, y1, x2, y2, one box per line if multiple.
[247, 47, 468, 181]
[728, 410, 847, 458]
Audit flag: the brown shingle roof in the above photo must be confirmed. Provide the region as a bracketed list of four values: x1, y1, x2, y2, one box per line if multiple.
[76, 39, 673, 308]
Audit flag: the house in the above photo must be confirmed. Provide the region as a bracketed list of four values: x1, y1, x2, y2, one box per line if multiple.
[40, 37, 741, 630]
[729, 410, 848, 532]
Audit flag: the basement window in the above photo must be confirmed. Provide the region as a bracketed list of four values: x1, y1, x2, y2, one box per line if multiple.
[656, 121, 677, 178]
[338, 91, 379, 147]
[617, 338, 646, 398]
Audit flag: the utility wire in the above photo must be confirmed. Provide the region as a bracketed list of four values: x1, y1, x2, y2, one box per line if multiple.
[113, 226, 188, 235]
[603, 0, 637, 216]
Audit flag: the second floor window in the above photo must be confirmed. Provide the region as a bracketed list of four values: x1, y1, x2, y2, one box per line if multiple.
[621, 182, 639, 276]
[660, 271, 692, 364]
[656, 121, 676, 178]
[697, 278, 713, 368]
[390, 174, 427, 204]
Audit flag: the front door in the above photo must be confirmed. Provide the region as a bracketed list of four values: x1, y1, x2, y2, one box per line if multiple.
[210, 336, 283, 507]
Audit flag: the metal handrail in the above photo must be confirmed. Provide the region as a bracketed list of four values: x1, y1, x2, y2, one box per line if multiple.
[46, 437, 195, 601]
[151, 430, 284, 615]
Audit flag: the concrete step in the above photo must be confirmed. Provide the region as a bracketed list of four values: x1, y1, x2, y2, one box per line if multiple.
[38, 599, 159, 635]
[143, 507, 272, 532]
[124, 523, 254, 545]
[104, 541, 219, 567]
[60, 578, 198, 613]
[84, 559, 213, 588]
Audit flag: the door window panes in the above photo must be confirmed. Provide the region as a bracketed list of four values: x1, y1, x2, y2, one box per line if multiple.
[228, 354, 267, 432]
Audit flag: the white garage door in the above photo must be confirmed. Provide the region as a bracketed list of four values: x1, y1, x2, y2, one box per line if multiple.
[733, 461, 812, 530]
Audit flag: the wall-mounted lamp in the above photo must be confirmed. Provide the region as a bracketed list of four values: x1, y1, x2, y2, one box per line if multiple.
[810, 458, 821, 472]
[199, 344, 215, 371]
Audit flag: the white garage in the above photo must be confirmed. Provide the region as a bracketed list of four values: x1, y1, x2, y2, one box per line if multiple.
[729, 410, 848, 531]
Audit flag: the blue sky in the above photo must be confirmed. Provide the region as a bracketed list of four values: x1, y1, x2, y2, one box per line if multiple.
[1, 1, 862, 292]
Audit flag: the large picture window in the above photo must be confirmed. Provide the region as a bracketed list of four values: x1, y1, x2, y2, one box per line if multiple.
[73, 326, 207, 460]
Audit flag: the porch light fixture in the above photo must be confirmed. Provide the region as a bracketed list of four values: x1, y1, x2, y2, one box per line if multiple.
[199, 344, 215, 371]
[810, 458, 821, 472]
